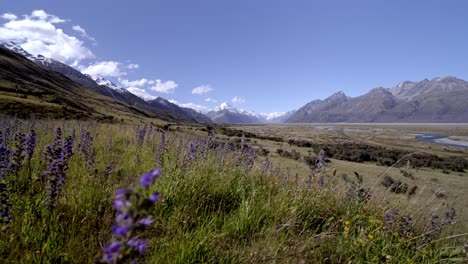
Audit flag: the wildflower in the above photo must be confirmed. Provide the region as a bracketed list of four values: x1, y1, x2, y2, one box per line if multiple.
[137, 216, 153, 227]
[244, 148, 256, 171]
[0, 181, 12, 232]
[136, 125, 146, 148]
[155, 131, 165, 167]
[104, 162, 115, 178]
[260, 156, 272, 175]
[345, 221, 351, 226]
[318, 175, 324, 187]
[139, 169, 160, 189]
[148, 192, 160, 203]
[43, 128, 74, 209]
[24, 129, 37, 161]
[78, 130, 94, 170]
[127, 238, 147, 254]
[182, 142, 197, 171]
[0, 143, 11, 178]
[99, 169, 161, 263]
[343, 226, 350, 239]
[367, 234, 374, 240]
[8, 131, 26, 176]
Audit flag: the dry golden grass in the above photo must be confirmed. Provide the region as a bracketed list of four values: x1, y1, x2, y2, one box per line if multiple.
[232, 123, 468, 232]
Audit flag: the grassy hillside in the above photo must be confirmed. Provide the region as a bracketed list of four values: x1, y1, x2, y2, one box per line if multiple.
[0, 116, 466, 263]
[0, 47, 178, 124]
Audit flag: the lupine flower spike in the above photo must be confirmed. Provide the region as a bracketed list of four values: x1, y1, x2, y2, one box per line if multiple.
[99, 169, 161, 264]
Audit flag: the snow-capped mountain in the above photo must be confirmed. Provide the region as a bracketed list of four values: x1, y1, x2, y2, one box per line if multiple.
[2, 42, 55, 66]
[258, 110, 297, 123]
[2, 41, 211, 123]
[206, 102, 294, 124]
[2, 42, 36, 60]
[92, 76, 122, 90]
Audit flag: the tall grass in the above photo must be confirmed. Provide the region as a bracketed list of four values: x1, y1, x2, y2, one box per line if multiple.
[0, 117, 465, 263]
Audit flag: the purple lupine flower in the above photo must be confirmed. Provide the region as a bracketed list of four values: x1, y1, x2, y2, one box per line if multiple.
[384, 209, 400, 232]
[318, 175, 324, 187]
[104, 162, 115, 178]
[217, 142, 231, 167]
[43, 128, 74, 209]
[155, 131, 165, 167]
[199, 137, 210, 159]
[111, 225, 131, 237]
[78, 130, 94, 170]
[182, 142, 197, 171]
[8, 132, 26, 176]
[127, 238, 147, 254]
[0, 181, 12, 232]
[24, 129, 37, 161]
[146, 124, 153, 142]
[139, 169, 160, 189]
[102, 242, 122, 263]
[63, 135, 74, 159]
[148, 192, 160, 203]
[137, 216, 153, 226]
[399, 214, 414, 238]
[99, 169, 161, 263]
[0, 143, 11, 179]
[261, 156, 272, 175]
[136, 125, 146, 148]
[244, 148, 256, 171]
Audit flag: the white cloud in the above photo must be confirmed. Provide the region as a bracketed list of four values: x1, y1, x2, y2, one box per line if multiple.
[231, 96, 245, 104]
[31, 10, 66, 23]
[127, 63, 139, 69]
[0, 10, 94, 64]
[1, 13, 17, 20]
[169, 100, 211, 114]
[72, 25, 95, 41]
[192, 85, 214, 95]
[81, 61, 125, 78]
[150, 80, 177, 94]
[119, 78, 149, 87]
[205, 98, 218, 103]
[126, 87, 156, 100]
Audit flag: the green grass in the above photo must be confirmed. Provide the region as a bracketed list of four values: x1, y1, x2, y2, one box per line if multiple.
[0, 118, 466, 263]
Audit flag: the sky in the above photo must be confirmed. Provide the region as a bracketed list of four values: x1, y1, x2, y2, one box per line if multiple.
[1, 0, 468, 114]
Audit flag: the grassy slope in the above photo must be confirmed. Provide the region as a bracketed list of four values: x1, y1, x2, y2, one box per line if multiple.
[230, 123, 468, 232]
[0, 47, 170, 124]
[0, 118, 466, 263]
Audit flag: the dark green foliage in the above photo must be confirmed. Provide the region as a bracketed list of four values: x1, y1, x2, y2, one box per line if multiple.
[277, 148, 301, 160]
[381, 175, 408, 194]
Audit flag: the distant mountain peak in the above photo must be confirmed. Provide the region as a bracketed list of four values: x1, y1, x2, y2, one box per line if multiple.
[93, 76, 121, 90]
[326, 91, 349, 100]
[214, 102, 237, 112]
[431, 76, 462, 83]
[2, 41, 36, 61]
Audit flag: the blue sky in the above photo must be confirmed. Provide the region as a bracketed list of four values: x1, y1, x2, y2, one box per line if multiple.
[1, 0, 468, 113]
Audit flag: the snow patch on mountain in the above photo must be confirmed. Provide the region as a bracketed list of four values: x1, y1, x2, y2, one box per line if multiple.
[93, 76, 121, 90]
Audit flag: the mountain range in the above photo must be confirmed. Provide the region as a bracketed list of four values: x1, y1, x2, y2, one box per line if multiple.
[1, 42, 208, 123]
[2, 41, 468, 123]
[205, 103, 295, 124]
[287, 77, 468, 123]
